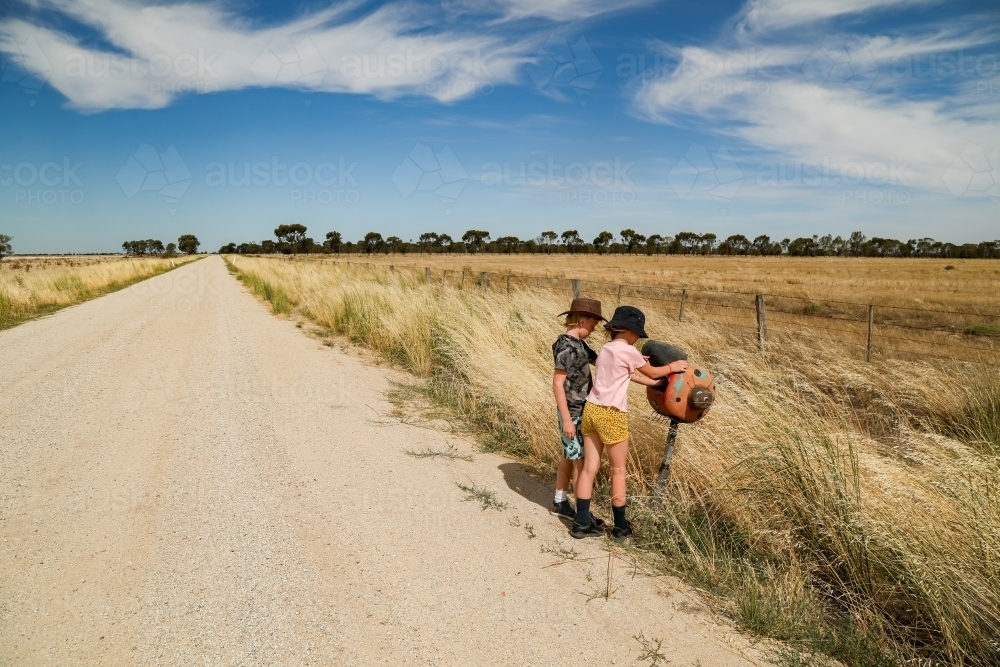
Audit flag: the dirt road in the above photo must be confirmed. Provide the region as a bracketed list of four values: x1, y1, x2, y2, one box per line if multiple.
[1, 256, 761, 666]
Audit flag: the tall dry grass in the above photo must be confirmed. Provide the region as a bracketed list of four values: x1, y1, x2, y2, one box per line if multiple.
[304, 253, 1000, 318]
[228, 256, 1000, 667]
[0, 255, 195, 329]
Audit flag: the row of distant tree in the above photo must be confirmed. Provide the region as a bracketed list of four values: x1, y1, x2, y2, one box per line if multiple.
[123, 235, 200, 256]
[219, 226, 1000, 259]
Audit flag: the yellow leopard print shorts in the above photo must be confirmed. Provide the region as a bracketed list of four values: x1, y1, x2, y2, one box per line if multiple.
[580, 402, 630, 444]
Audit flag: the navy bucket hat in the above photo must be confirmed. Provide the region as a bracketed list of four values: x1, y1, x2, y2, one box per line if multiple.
[604, 305, 648, 339]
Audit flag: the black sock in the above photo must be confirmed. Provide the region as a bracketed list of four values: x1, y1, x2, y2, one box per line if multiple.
[612, 504, 628, 530]
[575, 498, 592, 526]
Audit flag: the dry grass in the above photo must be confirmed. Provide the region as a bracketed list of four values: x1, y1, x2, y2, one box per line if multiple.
[0, 255, 196, 329]
[227, 255, 1000, 667]
[290, 254, 1000, 365]
[304, 253, 1000, 317]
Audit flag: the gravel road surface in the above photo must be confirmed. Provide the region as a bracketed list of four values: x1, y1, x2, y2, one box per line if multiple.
[1, 256, 763, 666]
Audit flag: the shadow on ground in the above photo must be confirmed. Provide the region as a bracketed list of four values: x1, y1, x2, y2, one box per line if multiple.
[498, 462, 552, 512]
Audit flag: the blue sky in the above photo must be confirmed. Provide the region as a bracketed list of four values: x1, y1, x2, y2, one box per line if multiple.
[1, 0, 997, 253]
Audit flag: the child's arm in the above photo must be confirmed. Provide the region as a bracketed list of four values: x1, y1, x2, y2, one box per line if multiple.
[636, 358, 688, 379]
[630, 370, 661, 387]
[552, 370, 576, 438]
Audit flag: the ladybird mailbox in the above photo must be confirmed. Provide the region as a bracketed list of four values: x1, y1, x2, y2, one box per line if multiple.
[640, 341, 717, 499]
[641, 341, 715, 423]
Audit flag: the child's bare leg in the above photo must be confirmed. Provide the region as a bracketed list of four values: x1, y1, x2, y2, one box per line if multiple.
[574, 433, 603, 499]
[555, 457, 573, 495]
[571, 458, 585, 493]
[606, 439, 630, 530]
[573, 433, 604, 527]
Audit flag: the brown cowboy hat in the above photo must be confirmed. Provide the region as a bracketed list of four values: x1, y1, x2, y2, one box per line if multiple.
[557, 297, 606, 321]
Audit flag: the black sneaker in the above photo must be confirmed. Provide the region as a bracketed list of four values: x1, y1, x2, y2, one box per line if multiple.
[550, 500, 576, 520]
[570, 521, 606, 539]
[611, 521, 633, 541]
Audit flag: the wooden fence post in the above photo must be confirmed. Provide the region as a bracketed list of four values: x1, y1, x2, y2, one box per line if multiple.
[678, 289, 688, 323]
[616, 285, 622, 306]
[755, 294, 768, 351]
[443, 269, 448, 285]
[506, 274, 511, 296]
[867, 305, 875, 363]
[480, 272, 488, 289]
[571, 279, 580, 299]
[389, 265, 394, 273]
[460, 269, 465, 288]
[425, 267, 431, 283]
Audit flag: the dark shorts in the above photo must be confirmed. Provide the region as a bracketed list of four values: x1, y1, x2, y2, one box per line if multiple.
[557, 412, 584, 461]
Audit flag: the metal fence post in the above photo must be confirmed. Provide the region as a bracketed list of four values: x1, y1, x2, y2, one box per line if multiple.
[755, 294, 768, 351]
[678, 289, 688, 323]
[571, 279, 580, 299]
[655, 419, 680, 504]
[480, 272, 488, 289]
[867, 305, 875, 363]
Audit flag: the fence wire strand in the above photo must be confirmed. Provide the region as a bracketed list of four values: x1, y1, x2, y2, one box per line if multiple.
[294, 258, 999, 364]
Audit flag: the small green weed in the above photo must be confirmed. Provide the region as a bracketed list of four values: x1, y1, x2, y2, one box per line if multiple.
[482, 428, 529, 457]
[963, 322, 1000, 337]
[404, 445, 473, 461]
[634, 631, 669, 666]
[456, 482, 508, 511]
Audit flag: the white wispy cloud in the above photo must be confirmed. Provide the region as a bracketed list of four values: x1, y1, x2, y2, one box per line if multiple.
[0, 0, 534, 111]
[631, 1, 1000, 196]
[738, 0, 935, 32]
[442, 0, 659, 22]
[492, 0, 659, 21]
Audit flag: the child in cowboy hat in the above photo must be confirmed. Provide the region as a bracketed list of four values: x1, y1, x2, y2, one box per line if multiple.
[550, 297, 606, 520]
[572, 305, 687, 540]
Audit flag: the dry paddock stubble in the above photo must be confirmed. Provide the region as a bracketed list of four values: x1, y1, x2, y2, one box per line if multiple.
[226, 255, 1000, 667]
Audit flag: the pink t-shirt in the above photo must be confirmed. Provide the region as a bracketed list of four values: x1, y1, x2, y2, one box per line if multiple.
[586, 339, 647, 412]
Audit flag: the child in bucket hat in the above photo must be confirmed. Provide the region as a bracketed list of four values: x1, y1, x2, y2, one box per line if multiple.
[572, 306, 687, 540]
[550, 297, 605, 521]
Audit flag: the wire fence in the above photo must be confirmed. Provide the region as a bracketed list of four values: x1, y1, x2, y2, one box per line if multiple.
[274, 256, 1000, 365]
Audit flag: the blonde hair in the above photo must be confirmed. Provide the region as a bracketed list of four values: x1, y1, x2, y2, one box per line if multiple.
[605, 327, 626, 341]
[565, 313, 599, 327]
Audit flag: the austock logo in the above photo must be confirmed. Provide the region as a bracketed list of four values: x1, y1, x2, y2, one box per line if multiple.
[204, 157, 360, 205]
[117, 143, 193, 214]
[526, 35, 602, 106]
[251, 36, 327, 87]
[392, 143, 468, 214]
[942, 143, 998, 198]
[667, 143, 743, 204]
[1, 35, 51, 105]
[2, 157, 84, 204]
[802, 35, 877, 90]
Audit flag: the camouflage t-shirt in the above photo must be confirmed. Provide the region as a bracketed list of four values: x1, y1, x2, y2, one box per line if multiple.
[552, 334, 598, 420]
